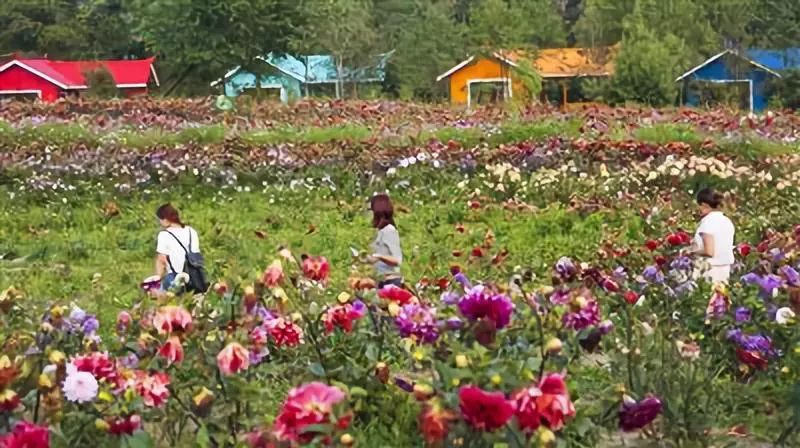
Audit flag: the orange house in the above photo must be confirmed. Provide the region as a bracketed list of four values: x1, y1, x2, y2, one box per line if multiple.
[436, 46, 618, 108]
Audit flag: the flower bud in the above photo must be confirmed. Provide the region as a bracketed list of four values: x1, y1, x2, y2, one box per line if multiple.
[48, 350, 66, 365]
[340, 434, 355, 446]
[455, 354, 469, 368]
[192, 387, 215, 417]
[95, 419, 110, 432]
[413, 383, 434, 401]
[490, 374, 502, 385]
[213, 282, 228, 296]
[538, 428, 556, 447]
[374, 362, 389, 384]
[545, 337, 563, 355]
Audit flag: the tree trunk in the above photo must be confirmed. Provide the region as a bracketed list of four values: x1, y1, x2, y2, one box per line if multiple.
[163, 64, 196, 96]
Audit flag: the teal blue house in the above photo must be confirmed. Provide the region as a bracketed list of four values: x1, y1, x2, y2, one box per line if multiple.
[212, 52, 392, 102]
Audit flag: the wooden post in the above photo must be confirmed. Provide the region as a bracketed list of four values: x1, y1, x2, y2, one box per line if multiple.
[561, 81, 568, 110]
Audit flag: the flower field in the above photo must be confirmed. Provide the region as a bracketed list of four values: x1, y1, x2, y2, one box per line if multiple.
[1, 99, 800, 447]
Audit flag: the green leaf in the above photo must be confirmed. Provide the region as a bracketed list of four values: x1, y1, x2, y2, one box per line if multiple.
[308, 362, 326, 377]
[349, 386, 368, 397]
[123, 431, 155, 448]
[196, 424, 210, 448]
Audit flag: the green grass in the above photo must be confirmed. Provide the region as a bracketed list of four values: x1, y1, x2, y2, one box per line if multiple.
[632, 123, 704, 146]
[0, 185, 641, 323]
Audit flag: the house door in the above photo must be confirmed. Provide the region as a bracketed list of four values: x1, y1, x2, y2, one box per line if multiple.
[467, 78, 512, 108]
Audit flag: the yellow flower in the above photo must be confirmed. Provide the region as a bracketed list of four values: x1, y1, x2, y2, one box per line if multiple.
[38, 374, 53, 390]
[337, 292, 352, 304]
[455, 354, 469, 368]
[413, 350, 425, 361]
[451, 378, 460, 387]
[490, 374, 502, 385]
[388, 303, 401, 317]
[545, 337, 563, 355]
[48, 350, 66, 365]
[95, 419, 110, 432]
[538, 428, 556, 447]
[340, 434, 354, 446]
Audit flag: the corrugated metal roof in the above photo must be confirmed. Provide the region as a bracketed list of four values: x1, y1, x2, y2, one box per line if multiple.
[747, 48, 800, 71]
[259, 52, 392, 84]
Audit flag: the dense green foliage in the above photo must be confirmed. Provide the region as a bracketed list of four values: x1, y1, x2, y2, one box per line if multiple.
[1, 0, 797, 103]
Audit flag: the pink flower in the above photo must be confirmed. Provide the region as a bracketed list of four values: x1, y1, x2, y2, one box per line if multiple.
[0, 421, 49, 448]
[265, 318, 304, 347]
[134, 371, 170, 407]
[513, 373, 575, 432]
[562, 297, 601, 331]
[323, 301, 366, 334]
[217, 342, 250, 376]
[62, 366, 99, 403]
[273, 382, 346, 443]
[378, 286, 415, 305]
[71, 352, 119, 386]
[116, 311, 132, 335]
[458, 385, 514, 432]
[158, 335, 184, 366]
[262, 260, 285, 288]
[152, 306, 192, 335]
[302, 256, 330, 283]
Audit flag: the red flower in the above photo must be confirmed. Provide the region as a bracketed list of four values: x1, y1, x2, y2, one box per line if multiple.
[72, 352, 119, 385]
[418, 401, 456, 445]
[737, 243, 751, 257]
[378, 286, 415, 305]
[756, 240, 770, 253]
[158, 336, 184, 366]
[217, 342, 250, 376]
[0, 356, 19, 390]
[0, 390, 20, 412]
[644, 240, 660, 251]
[665, 231, 691, 246]
[535, 373, 576, 430]
[0, 421, 49, 448]
[273, 382, 346, 443]
[736, 348, 768, 370]
[513, 373, 575, 432]
[134, 371, 170, 407]
[654, 255, 668, 267]
[624, 291, 640, 305]
[108, 415, 142, 436]
[458, 385, 514, 432]
[152, 305, 193, 335]
[601, 277, 620, 292]
[471, 247, 484, 258]
[265, 318, 304, 347]
[323, 302, 366, 334]
[262, 260, 284, 288]
[302, 256, 330, 283]
[437, 278, 449, 290]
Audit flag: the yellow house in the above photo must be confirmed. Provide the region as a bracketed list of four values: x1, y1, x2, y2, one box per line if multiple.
[436, 46, 618, 107]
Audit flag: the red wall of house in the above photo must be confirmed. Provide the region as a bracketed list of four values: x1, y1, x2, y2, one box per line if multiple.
[0, 65, 63, 102]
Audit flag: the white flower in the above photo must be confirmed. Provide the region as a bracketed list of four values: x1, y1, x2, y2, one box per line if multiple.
[776, 307, 796, 325]
[62, 369, 98, 403]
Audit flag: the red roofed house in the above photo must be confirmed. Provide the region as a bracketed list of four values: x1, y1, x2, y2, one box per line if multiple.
[0, 56, 159, 101]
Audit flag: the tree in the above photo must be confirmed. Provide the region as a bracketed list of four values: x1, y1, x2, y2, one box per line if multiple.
[469, 0, 565, 51]
[392, 0, 468, 100]
[574, 0, 636, 47]
[130, 0, 299, 95]
[291, 0, 378, 99]
[606, 22, 688, 106]
[749, 0, 800, 49]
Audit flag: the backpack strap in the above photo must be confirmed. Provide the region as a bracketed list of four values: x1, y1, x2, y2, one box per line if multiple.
[161, 229, 191, 274]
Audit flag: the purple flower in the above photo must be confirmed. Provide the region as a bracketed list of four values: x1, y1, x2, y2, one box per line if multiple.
[394, 377, 414, 393]
[740, 272, 760, 284]
[726, 328, 743, 343]
[444, 317, 464, 330]
[619, 395, 663, 431]
[673, 281, 696, 296]
[669, 256, 693, 272]
[598, 319, 614, 335]
[549, 288, 571, 306]
[562, 299, 601, 331]
[440, 291, 459, 306]
[780, 266, 800, 287]
[555, 257, 577, 280]
[734, 307, 751, 322]
[249, 347, 270, 366]
[613, 266, 628, 280]
[453, 272, 471, 289]
[641, 265, 664, 284]
[69, 306, 87, 323]
[395, 304, 439, 344]
[81, 315, 100, 335]
[739, 334, 773, 353]
[759, 274, 782, 298]
[769, 248, 785, 262]
[457, 286, 514, 329]
[249, 304, 275, 322]
[119, 353, 139, 369]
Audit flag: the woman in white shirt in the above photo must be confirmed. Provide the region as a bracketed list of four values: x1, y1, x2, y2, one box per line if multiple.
[153, 203, 200, 290]
[691, 188, 735, 284]
[367, 194, 403, 289]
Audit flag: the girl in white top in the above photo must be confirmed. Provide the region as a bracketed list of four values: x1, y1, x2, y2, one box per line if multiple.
[691, 188, 735, 284]
[153, 203, 200, 290]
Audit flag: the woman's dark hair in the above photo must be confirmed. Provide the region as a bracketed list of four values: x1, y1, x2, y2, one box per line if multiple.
[696, 187, 723, 209]
[370, 194, 395, 229]
[156, 203, 184, 227]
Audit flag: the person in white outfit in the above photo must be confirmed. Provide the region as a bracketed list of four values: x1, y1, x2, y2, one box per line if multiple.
[153, 203, 200, 290]
[691, 188, 735, 284]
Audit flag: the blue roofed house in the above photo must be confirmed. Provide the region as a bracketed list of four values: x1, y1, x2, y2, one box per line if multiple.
[676, 48, 800, 113]
[211, 52, 392, 102]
